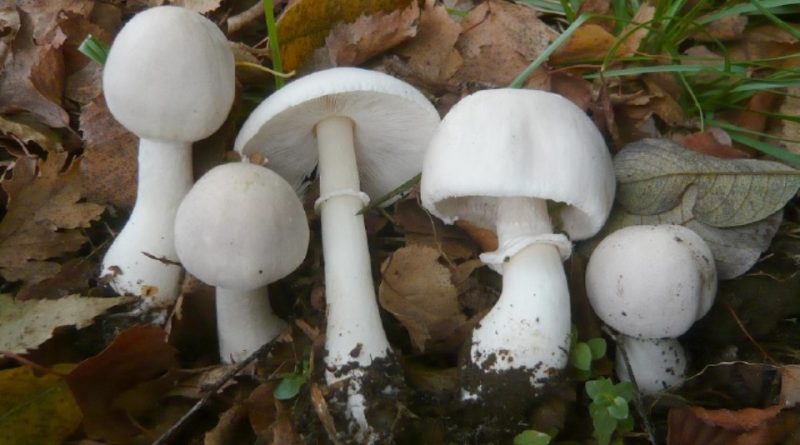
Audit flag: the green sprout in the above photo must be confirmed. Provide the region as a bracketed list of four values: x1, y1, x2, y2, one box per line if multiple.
[274, 358, 311, 400]
[78, 35, 110, 65]
[569, 326, 607, 379]
[585, 378, 635, 445]
[513, 429, 553, 445]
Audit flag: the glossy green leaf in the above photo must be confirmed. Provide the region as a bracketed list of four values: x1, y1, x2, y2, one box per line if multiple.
[570, 342, 592, 371]
[274, 373, 307, 400]
[587, 338, 607, 360]
[513, 429, 553, 445]
[614, 138, 800, 227]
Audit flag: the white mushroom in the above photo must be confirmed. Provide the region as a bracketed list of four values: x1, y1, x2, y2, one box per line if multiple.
[100, 6, 235, 304]
[421, 89, 615, 399]
[234, 67, 440, 441]
[585, 224, 717, 394]
[174, 162, 309, 363]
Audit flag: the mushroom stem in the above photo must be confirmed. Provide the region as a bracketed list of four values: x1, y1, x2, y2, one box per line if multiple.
[216, 285, 285, 364]
[468, 197, 571, 390]
[315, 115, 391, 370]
[101, 139, 192, 305]
[615, 335, 687, 395]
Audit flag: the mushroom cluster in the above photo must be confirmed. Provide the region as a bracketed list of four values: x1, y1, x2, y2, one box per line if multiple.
[586, 224, 717, 394]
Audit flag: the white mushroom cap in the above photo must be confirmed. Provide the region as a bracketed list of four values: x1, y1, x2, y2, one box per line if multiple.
[103, 6, 235, 141]
[585, 225, 717, 338]
[174, 162, 309, 291]
[421, 89, 615, 241]
[234, 67, 441, 199]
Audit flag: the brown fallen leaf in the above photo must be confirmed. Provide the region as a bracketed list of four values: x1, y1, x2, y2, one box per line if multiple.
[0, 114, 63, 154]
[619, 3, 655, 57]
[66, 325, 179, 443]
[79, 95, 138, 208]
[550, 24, 617, 64]
[0, 154, 105, 285]
[16, 0, 94, 42]
[693, 14, 748, 42]
[678, 128, 750, 159]
[0, 5, 20, 69]
[204, 403, 249, 445]
[245, 382, 278, 434]
[454, 0, 558, 89]
[169, 0, 223, 14]
[769, 86, 800, 155]
[277, 0, 417, 72]
[667, 405, 800, 445]
[378, 245, 469, 352]
[394, 0, 462, 84]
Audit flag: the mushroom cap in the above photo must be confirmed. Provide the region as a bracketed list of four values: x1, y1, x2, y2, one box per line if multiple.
[420, 88, 615, 241]
[174, 162, 309, 291]
[234, 67, 441, 200]
[103, 6, 235, 142]
[585, 225, 717, 338]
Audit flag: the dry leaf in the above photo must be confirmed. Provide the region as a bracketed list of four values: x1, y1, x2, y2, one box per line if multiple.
[79, 95, 138, 208]
[619, 3, 655, 57]
[395, 0, 462, 83]
[204, 403, 248, 445]
[66, 325, 179, 443]
[769, 86, 800, 155]
[667, 405, 800, 445]
[0, 5, 21, 71]
[0, 154, 105, 285]
[693, 14, 748, 42]
[0, 114, 63, 153]
[168, 0, 223, 13]
[0, 294, 132, 353]
[277, 0, 417, 72]
[678, 128, 751, 159]
[378, 245, 468, 352]
[454, 0, 558, 89]
[551, 24, 617, 64]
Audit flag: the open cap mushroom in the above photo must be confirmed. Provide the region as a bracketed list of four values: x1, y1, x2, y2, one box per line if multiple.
[234, 67, 440, 442]
[585, 224, 717, 394]
[174, 162, 309, 363]
[421, 89, 615, 404]
[101, 5, 235, 304]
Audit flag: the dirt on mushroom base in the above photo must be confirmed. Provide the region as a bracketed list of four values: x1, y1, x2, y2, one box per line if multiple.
[321, 354, 407, 444]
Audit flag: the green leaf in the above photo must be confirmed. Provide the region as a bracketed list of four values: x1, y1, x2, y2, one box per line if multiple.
[274, 373, 307, 400]
[570, 342, 592, 371]
[589, 402, 617, 445]
[585, 378, 614, 401]
[0, 365, 82, 445]
[614, 381, 636, 402]
[608, 396, 629, 420]
[513, 429, 553, 445]
[614, 138, 800, 227]
[587, 338, 607, 360]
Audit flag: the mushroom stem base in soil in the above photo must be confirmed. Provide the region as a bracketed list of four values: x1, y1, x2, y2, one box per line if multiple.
[216, 286, 286, 364]
[464, 197, 571, 398]
[101, 139, 192, 305]
[315, 116, 399, 442]
[616, 336, 687, 395]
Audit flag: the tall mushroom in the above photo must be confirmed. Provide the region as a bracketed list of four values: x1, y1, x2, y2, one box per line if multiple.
[421, 89, 615, 403]
[174, 162, 309, 363]
[234, 67, 440, 441]
[585, 224, 717, 394]
[101, 6, 235, 304]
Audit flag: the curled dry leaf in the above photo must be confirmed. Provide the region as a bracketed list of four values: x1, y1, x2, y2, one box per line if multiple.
[0, 294, 132, 354]
[378, 245, 471, 352]
[277, 0, 418, 72]
[65, 325, 179, 443]
[614, 138, 800, 227]
[667, 405, 800, 445]
[0, 154, 105, 285]
[394, 0, 462, 84]
[454, 0, 558, 89]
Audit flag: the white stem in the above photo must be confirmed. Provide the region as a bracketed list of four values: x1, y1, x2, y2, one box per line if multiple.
[216, 285, 285, 364]
[616, 335, 687, 395]
[469, 197, 571, 387]
[101, 139, 192, 305]
[315, 116, 391, 373]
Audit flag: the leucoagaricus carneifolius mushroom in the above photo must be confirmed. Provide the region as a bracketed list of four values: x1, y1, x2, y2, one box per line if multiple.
[174, 162, 309, 364]
[421, 89, 615, 406]
[101, 6, 235, 304]
[585, 224, 717, 394]
[234, 67, 440, 442]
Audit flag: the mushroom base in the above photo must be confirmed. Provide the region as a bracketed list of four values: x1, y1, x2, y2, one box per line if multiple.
[324, 354, 406, 444]
[457, 361, 566, 440]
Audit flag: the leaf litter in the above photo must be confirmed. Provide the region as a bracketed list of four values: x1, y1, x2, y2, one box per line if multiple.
[0, 0, 799, 444]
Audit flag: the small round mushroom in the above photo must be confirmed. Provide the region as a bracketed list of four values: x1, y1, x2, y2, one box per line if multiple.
[421, 89, 615, 402]
[174, 162, 309, 364]
[585, 224, 717, 394]
[234, 67, 440, 441]
[100, 6, 235, 304]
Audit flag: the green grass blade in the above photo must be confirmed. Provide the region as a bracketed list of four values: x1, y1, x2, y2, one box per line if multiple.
[78, 35, 109, 65]
[698, 0, 800, 24]
[263, 0, 284, 89]
[727, 133, 800, 166]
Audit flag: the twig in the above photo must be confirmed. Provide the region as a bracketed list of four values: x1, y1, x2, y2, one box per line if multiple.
[602, 326, 658, 445]
[226, 1, 263, 34]
[151, 340, 277, 445]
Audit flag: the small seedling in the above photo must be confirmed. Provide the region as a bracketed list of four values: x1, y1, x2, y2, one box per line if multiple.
[569, 326, 607, 378]
[585, 378, 635, 445]
[512, 429, 553, 445]
[78, 35, 110, 65]
[274, 358, 311, 400]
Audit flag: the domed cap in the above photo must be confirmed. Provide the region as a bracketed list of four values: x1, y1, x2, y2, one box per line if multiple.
[174, 162, 309, 291]
[234, 67, 441, 199]
[103, 6, 235, 142]
[585, 224, 717, 338]
[421, 88, 615, 241]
